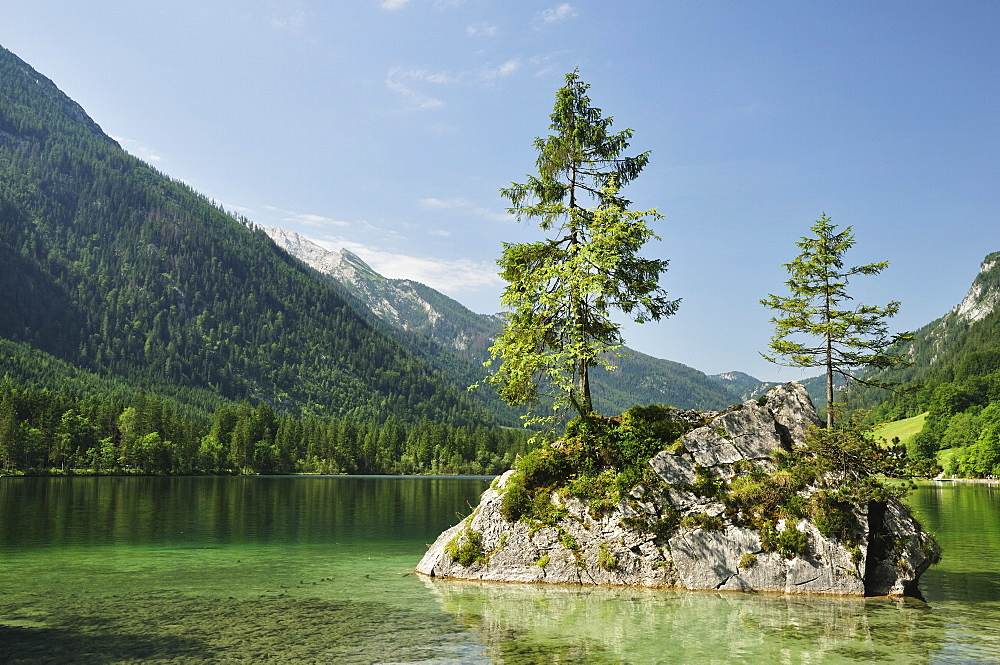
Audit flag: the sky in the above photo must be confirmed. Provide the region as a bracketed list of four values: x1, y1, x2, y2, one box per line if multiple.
[2, 1, 998, 382]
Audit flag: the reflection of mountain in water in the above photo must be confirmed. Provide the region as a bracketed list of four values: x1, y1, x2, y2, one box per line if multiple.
[424, 578, 944, 664]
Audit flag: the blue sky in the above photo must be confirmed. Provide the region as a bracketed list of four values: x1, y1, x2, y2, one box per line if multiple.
[3, 1, 998, 381]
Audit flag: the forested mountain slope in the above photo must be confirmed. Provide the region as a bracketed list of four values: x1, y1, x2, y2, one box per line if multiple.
[0, 45, 487, 427]
[265, 226, 741, 412]
[850, 252, 1000, 476]
[857, 251, 1000, 420]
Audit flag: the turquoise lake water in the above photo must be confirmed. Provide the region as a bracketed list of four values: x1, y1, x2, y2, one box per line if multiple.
[0, 476, 997, 663]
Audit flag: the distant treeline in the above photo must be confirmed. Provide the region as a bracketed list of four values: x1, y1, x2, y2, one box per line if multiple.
[0, 381, 535, 476]
[900, 364, 1000, 478]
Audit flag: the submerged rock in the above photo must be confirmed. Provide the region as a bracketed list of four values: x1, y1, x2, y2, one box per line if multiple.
[417, 383, 940, 596]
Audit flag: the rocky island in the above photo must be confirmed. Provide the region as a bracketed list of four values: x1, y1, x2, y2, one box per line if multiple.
[417, 383, 939, 596]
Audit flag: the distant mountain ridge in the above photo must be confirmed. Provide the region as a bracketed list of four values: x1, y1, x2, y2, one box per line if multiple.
[266, 226, 764, 413]
[906, 251, 1000, 371]
[265, 226, 501, 359]
[265, 227, 502, 357]
[949, 252, 1000, 325]
[709, 371, 775, 402]
[0, 44, 488, 426]
[710, 255, 1000, 417]
[709, 371, 838, 410]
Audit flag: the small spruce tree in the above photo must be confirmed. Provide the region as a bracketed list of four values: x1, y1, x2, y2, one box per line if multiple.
[761, 214, 911, 427]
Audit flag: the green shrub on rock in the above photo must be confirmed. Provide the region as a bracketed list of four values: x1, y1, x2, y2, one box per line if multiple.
[445, 525, 487, 566]
[680, 512, 724, 531]
[500, 408, 703, 525]
[598, 543, 617, 571]
[809, 491, 860, 543]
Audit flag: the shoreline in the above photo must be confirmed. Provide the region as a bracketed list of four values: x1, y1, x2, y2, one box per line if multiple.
[933, 476, 999, 486]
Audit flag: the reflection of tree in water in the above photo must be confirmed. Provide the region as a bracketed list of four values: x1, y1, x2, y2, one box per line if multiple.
[425, 578, 945, 664]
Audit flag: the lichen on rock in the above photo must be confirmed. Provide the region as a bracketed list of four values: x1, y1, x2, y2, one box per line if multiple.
[417, 382, 940, 596]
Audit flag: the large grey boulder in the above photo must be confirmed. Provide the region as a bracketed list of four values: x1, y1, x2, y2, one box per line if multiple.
[417, 382, 940, 596]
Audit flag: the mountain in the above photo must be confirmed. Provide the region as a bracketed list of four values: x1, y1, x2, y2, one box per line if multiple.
[892, 251, 1000, 384]
[708, 261, 1000, 417]
[265, 227, 501, 359]
[709, 372, 776, 401]
[0, 45, 488, 427]
[858, 251, 1000, 420]
[951, 254, 1000, 321]
[707, 371, 838, 413]
[849, 251, 1000, 476]
[265, 226, 742, 413]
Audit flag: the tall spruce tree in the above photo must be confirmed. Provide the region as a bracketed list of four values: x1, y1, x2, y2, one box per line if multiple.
[486, 70, 678, 423]
[761, 214, 911, 426]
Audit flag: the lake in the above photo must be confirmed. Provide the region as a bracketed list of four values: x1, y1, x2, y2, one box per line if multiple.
[0, 476, 997, 664]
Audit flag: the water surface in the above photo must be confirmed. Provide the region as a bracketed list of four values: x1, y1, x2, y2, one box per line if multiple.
[0, 476, 996, 663]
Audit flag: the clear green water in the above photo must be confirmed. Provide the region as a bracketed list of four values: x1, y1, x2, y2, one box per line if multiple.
[0, 477, 996, 664]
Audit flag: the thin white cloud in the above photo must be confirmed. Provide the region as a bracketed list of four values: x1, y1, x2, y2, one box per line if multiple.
[425, 72, 457, 85]
[380, 0, 410, 10]
[528, 54, 560, 77]
[497, 59, 520, 76]
[267, 9, 306, 29]
[264, 0, 308, 29]
[112, 136, 162, 163]
[287, 213, 350, 227]
[385, 53, 528, 110]
[263, 205, 352, 228]
[418, 197, 468, 209]
[537, 3, 577, 24]
[466, 21, 497, 37]
[392, 68, 457, 85]
[312, 237, 502, 295]
[481, 58, 520, 81]
[418, 196, 509, 222]
[216, 201, 255, 216]
[386, 58, 524, 110]
[386, 68, 448, 110]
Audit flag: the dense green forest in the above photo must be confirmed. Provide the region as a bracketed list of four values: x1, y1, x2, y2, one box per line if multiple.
[0, 376, 532, 475]
[0, 42, 758, 482]
[0, 45, 494, 431]
[874, 353, 1000, 478]
[903, 369, 1000, 477]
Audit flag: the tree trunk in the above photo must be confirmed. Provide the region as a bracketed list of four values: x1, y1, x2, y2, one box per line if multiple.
[568, 160, 592, 417]
[576, 356, 592, 416]
[825, 274, 834, 428]
[825, 360, 834, 429]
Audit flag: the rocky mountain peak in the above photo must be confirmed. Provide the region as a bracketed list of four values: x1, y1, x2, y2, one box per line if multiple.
[264, 226, 789, 412]
[951, 251, 1000, 324]
[264, 225, 489, 348]
[265, 226, 380, 285]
